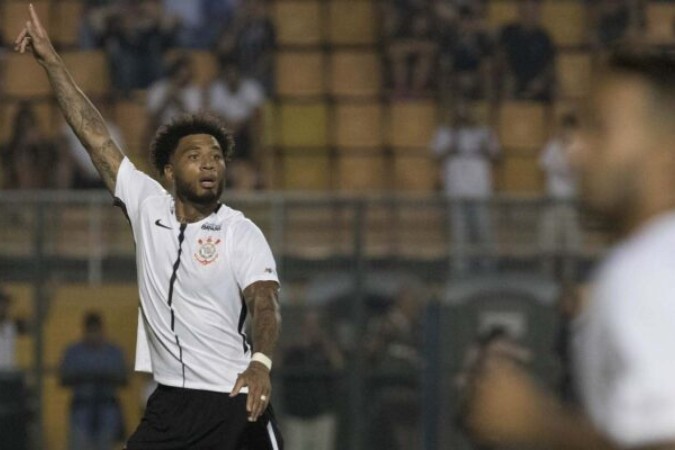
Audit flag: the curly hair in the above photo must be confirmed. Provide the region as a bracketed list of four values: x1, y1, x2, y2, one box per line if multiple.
[150, 113, 235, 175]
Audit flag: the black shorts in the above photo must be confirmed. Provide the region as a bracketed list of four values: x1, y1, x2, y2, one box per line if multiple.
[126, 385, 283, 450]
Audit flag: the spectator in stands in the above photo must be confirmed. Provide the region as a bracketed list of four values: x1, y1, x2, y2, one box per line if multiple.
[383, 1, 437, 97]
[281, 310, 344, 450]
[365, 287, 424, 450]
[498, 0, 556, 102]
[0, 102, 68, 190]
[79, 0, 117, 49]
[147, 53, 203, 128]
[162, 0, 240, 49]
[216, 0, 276, 94]
[590, 0, 632, 49]
[539, 113, 581, 275]
[103, 0, 178, 95]
[206, 56, 265, 188]
[437, 5, 494, 100]
[59, 120, 126, 190]
[430, 103, 500, 274]
[0, 288, 20, 371]
[59, 312, 127, 450]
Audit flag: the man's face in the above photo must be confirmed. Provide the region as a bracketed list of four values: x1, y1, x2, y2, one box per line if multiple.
[165, 134, 226, 205]
[572, 75, 655, 221]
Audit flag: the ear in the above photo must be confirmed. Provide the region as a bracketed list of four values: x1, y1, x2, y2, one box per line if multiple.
[164, 164, 174, 183]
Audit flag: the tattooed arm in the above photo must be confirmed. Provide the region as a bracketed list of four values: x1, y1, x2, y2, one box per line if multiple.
[15, 4, 123, 193]
[231, 280, 281, 422]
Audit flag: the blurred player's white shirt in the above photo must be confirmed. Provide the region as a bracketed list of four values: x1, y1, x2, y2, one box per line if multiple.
[430, 125, 500, 199]
[574, 212, 675, 448]
[114, 157, 279, 393]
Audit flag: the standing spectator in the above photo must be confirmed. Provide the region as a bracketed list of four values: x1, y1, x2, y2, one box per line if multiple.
[383, 1, 437, 97]
[498, 0, 556, 101]
[78, 0, 118, 49]
[437, 5, 494, 100]
[147, 53, 203, 129]
[0, 102, 68, 190]
[281, 310, 344, 450]
[539, 113, 582, 274]
[59, 312, 127, 450]
[365, 287, 425, 450]
[216, 0, 276, 94]
[0, 288, 19, 371]
[206, 57, 266, 186]
[590, 0, 632, 49]
[162, 0, 206, 48]
[103, 0, 178, 95]
[59, 120, 126, 190]
[430, 104, 500, 273]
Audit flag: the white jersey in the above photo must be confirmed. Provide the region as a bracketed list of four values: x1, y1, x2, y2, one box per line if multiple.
[574, 212, 675, 448]
[114, 157, 279, 393]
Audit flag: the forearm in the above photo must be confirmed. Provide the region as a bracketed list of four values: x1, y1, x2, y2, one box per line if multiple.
[244, 281, 281, 358]
[43, 58, 122, 190]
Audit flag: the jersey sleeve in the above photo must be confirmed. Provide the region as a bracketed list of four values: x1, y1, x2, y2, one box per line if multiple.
[599, 262, 675, 448]
[114, 157, 166, 228]
[230, 219, 279, 291]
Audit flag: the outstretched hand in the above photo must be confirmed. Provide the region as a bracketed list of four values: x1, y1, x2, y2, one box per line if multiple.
[230, 362, 271, 422]
[14, 3, 58, 66]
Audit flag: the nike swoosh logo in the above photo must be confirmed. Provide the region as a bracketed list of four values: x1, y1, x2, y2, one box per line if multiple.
[155, 219, 172, 230]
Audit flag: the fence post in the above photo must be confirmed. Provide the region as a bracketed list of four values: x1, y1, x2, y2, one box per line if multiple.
[348, 200, 367, 450]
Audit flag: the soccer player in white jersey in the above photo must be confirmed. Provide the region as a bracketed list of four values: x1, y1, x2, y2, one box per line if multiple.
[461, 50, 675, 449]
[15, 5, 283, 449]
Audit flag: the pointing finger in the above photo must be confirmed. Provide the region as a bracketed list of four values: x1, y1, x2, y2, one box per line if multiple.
[29, 4, 46, 39]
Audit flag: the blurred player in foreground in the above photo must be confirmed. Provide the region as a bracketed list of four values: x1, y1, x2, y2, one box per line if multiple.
[15, 5, 283, 449]
[464, 50, 675, 450]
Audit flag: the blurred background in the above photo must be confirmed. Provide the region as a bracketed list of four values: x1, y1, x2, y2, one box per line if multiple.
[0, 0, 671, 449]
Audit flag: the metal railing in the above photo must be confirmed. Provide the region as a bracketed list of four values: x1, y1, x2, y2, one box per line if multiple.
[0, 190, 608, 450]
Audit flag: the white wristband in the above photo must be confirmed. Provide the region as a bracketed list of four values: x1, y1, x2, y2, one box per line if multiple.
[251, 352, 272, 371]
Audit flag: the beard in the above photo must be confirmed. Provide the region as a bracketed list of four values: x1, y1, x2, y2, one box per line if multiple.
[175, 176, 225, 205]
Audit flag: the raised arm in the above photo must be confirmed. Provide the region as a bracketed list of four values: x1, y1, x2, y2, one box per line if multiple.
[14, 4, 123, 193]
[230, 280, 281, 422]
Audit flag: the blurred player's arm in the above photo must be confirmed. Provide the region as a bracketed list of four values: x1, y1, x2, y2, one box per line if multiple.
[14, 4, 123, 194]
[465, 354, 675, 450]
[231, 280, 281, 422]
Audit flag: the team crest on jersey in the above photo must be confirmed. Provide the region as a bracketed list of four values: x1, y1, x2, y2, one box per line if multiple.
[195, 237, 221, 265]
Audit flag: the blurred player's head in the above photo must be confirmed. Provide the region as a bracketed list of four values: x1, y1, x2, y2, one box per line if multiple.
[151, 113, 234, 205]
[573, 50, 675, 230]
[167, 53, 194, 87]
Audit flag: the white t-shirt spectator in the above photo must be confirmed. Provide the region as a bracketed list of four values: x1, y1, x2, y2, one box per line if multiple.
[574, 212, 675, 448]
[430, 125, 500, 199]
[207, 79, 265, 125]
[147, 81, 203, 126]
[539, 138, 577, 199]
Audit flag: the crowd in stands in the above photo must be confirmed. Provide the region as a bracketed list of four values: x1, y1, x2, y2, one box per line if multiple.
[0, 0, 657, 193]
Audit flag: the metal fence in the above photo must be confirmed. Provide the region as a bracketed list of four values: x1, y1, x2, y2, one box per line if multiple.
[0, 190, 609, 450]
